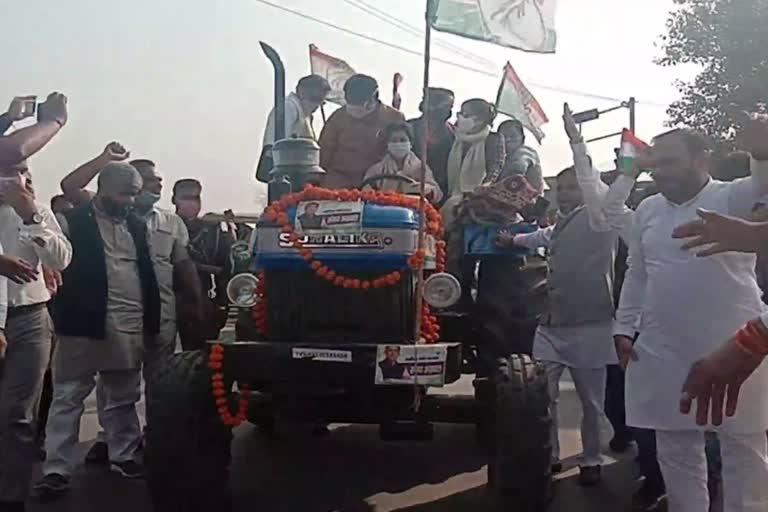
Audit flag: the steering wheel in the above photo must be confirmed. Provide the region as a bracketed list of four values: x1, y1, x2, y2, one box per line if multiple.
[359, 173, 419, 191]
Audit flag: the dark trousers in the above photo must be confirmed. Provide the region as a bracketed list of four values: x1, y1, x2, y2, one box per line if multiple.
[635, 428, 666, 494]
[36, 369, 53, 442]
[605, 364, 631, 442]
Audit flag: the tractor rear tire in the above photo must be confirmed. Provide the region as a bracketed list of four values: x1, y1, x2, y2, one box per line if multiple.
[145, 350, 233, 512]
[488, 354, 553, 512]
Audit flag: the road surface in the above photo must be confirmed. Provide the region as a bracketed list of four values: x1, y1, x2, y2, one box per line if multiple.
[30, 374, 645, 512]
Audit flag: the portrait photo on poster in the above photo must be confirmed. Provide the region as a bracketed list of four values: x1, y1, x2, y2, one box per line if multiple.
[374, 345, 448, 386]
[294, 200, 364, 234]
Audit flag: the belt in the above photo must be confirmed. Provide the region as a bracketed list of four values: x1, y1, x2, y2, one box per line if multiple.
[7, 302, 47, 319]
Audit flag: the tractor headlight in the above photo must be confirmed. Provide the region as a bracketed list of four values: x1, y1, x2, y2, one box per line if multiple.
[422, 273, 461, 309]
[226, 273, 260, 308]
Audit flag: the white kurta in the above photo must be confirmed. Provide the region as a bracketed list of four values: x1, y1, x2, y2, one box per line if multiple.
[613, 175, 768, 433]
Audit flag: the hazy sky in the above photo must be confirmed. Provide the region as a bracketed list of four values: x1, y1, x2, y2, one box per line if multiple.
[2, 0, 691, 212]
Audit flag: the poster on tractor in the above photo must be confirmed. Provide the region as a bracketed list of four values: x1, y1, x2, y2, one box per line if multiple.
[375, 345, 448, 386]
[295, 200, 364, 234]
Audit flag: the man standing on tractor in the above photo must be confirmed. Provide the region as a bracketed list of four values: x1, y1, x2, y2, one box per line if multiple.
[319, 74, 405, 189]
[257, 75, 332, 181]
[408, 87, 456, 202]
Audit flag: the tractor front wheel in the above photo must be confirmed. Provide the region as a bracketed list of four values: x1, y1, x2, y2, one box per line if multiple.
[145, 350, 233, 511]
[488, 354, 553, 511]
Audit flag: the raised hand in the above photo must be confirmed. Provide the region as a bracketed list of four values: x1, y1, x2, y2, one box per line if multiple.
[672, 208, 768, 256]
[562, 103, 582, 143]
[738, 112, 768, 161]
[101, 141, 131, 162]
[37, 92, 68, 127]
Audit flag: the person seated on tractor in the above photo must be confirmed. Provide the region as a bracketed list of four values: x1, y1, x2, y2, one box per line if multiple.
[362, 122, 442, 204]
[319, 74, 405, 189]
[408, 87, 456, 202]
[498, 119, 544, 195]
[497, 166, 618, 487]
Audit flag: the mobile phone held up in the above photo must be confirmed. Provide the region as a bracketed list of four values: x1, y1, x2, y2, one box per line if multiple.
[12, 96, 37, 118]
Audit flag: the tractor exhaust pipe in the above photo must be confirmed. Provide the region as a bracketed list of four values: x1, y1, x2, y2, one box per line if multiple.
[260, 41, 285, 141]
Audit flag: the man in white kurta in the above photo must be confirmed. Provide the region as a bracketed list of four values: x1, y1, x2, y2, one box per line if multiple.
[607, 127, 768, 512]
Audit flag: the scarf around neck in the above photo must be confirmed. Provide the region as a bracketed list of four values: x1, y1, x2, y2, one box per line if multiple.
[446, 126, 491, 196]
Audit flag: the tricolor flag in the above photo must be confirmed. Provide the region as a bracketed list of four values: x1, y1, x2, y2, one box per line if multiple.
[618, 129, 650, 173]
[309, 45, 356, 106]
[495, 62, 548, 143]
[431, 0, 557, 54]
[392, 73, 404, 110]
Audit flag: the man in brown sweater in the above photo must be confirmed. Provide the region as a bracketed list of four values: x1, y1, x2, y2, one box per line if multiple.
[319, 74, 405, 189]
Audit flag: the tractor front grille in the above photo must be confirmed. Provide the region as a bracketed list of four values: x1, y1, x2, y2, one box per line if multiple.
[262, 269, 415, 343]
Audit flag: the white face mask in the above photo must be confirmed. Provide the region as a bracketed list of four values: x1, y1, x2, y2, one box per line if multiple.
[387, 141, 412, 159]
[456, 115, 478, 134]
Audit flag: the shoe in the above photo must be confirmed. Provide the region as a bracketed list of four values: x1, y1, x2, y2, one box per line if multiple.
[551, 462, 563, 474]
[632, 480, 667, 511]
[85, 441, 109, 464]
[110, 460, 145, 479]
[609, 435, 632, 453]
[578, 465, 602, 487]
[33, 473, 70, 499]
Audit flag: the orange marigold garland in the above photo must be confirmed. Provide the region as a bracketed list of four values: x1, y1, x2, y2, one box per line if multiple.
[251, 271, 268, 337]
[209, 343, 250, 427]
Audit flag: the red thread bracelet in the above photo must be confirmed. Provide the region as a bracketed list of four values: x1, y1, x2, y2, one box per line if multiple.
[734, 319, 768, 356]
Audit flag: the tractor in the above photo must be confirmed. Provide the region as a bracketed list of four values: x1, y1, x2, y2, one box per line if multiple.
[144, 43, 552, 512]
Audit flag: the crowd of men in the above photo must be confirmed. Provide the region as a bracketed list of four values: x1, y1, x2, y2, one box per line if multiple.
[1, 73, 768, 512]
[0, 94, 242, 511]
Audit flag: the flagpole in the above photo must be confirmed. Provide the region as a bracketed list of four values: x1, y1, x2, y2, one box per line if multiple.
[414, 0, 433, 345]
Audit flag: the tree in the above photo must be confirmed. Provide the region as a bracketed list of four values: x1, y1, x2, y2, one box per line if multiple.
[658, 0, 768, 147]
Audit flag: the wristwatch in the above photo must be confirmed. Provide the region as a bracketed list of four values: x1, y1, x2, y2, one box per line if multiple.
[24, 213, 43, 226]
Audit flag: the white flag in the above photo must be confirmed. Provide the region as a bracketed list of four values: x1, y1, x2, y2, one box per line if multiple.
[432, 0, 557, 53]
[309, 45, 356, 106]
[495, 62, 549, 143]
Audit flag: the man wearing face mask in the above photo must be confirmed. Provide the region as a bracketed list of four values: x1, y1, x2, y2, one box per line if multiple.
[498, 119, 543, 195]
[408, 87, 456, 203]
[61, 150, 203, 363]
[319, 74, 405, 189]
[36, 163, 155, 496]
[172, 179, 235, 350]
[58, 149, 203, 463]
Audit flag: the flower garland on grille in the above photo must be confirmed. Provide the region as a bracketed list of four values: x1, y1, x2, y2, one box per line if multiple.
[208, 343, 250, 427]
[260, 185, 447, 342]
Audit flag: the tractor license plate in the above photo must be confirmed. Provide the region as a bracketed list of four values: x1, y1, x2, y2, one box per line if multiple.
[374, 344, 448, 386]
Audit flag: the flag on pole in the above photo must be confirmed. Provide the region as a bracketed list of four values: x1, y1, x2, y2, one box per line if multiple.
[392, 73, 404, 110]
[495, 62, 548, 143]
[618, 129, 649, 173]
[431, 0, 557, 53]
[309, 45, 356, 106]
